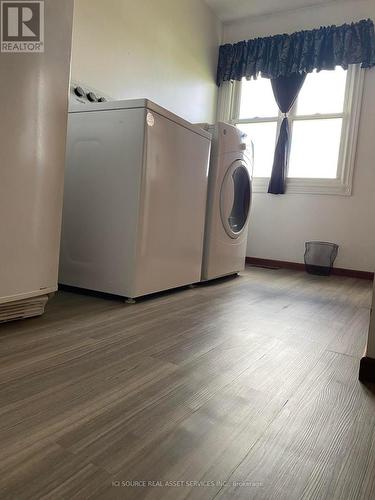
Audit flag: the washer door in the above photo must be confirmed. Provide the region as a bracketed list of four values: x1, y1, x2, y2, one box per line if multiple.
[220, 160, 252, 239]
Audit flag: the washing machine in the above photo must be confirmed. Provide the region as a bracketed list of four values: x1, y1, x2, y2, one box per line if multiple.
[201, 122, 253, 281]
[59, 92, 211, 301]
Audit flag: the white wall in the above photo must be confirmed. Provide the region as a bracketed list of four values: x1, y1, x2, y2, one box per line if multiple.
[224, 0, 375, 272]
[71, 0, 222, 123]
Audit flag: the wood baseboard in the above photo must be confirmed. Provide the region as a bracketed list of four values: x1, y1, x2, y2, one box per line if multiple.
[246, 257, 374, 280]
[359, 356, 375, 383]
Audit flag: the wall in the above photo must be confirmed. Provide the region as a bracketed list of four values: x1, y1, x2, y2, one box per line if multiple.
[71, 0, 222, 123]
[224, 0, 375, 272]
[368, 281, 375, 359]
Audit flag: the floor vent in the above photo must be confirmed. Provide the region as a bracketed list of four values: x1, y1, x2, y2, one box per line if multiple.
[0, 295, 49, 323]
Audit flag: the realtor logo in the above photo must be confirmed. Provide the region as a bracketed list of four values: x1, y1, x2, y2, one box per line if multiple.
[1, 1, 44, 52]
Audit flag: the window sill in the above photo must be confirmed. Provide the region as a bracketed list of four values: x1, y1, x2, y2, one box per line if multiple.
[252, 177, 352, 196]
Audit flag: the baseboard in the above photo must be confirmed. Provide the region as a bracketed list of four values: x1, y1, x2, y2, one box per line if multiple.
[359, 356, 375, 383]
[246, 257, 374, 280]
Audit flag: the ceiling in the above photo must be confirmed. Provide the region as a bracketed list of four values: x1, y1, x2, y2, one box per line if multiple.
[205, 0, 343, 22]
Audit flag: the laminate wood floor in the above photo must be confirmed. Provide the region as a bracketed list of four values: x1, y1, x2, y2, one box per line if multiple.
[0, 267, 374, 500]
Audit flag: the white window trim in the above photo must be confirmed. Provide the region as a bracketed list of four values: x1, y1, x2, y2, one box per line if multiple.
[217, 65, 364, 196]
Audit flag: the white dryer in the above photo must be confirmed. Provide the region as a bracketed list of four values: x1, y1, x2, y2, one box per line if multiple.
[201, 122, 253, 281]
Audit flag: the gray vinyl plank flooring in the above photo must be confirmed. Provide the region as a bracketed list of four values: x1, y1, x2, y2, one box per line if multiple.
[0, 267, 373, 499]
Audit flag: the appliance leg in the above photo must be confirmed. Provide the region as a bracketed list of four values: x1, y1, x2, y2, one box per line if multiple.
[125, 298, 136, 304]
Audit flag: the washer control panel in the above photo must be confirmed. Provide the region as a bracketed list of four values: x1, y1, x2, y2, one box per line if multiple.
[69, 81, 113, 107]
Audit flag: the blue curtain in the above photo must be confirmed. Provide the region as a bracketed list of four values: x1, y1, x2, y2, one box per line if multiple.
[216, 19, 375, 85]
[268, 74, 306, 194]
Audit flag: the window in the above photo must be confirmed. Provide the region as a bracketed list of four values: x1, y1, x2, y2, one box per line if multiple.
[288, 68, 346, 179]
[220, 65, 364, 195]
[236, 78, 279, 178]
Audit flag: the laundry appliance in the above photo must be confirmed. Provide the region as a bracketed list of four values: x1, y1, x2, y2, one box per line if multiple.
[0, 0, 74, 322]
[201, 122, 253, 281]
[59, 97, 211, 301]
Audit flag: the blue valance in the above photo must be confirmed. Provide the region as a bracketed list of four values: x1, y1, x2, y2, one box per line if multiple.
[217, 19, 375, 85]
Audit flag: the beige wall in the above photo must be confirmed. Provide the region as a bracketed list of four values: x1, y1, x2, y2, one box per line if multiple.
[224, 0, 375, 273]
[71, 0, 222, 123]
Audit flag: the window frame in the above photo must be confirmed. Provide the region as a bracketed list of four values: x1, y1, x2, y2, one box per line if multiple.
[218, 65, 364, 195]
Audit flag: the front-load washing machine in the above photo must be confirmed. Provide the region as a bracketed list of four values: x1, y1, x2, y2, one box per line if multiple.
[201, 122, 253, 281]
